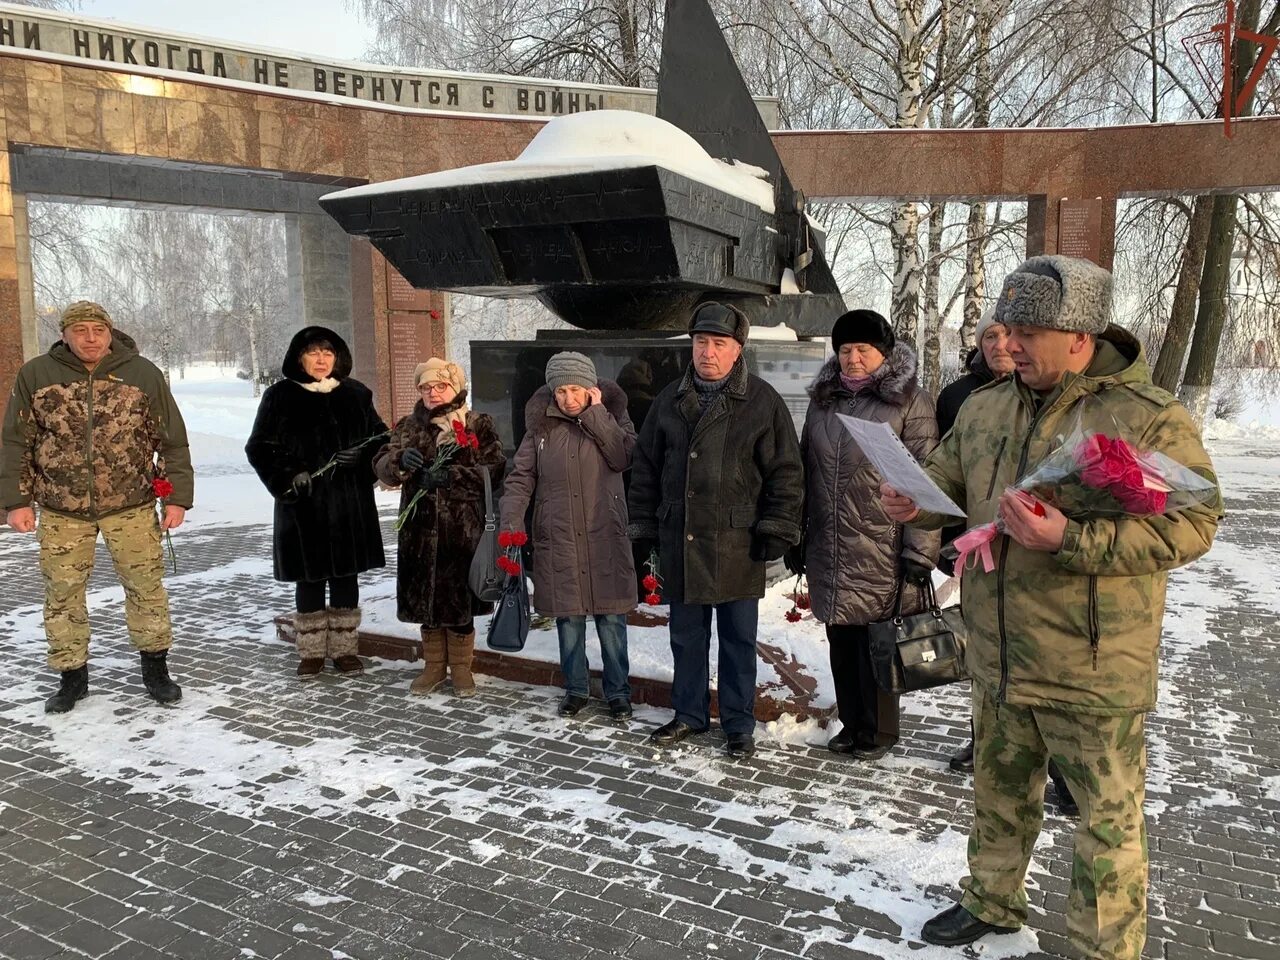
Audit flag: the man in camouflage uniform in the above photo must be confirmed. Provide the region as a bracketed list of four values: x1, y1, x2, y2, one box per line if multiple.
[882, 256, 1221, 959]
[1, 301, 193, 712]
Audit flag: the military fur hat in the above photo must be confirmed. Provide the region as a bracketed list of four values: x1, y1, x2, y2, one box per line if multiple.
[993, 255, 1113, 335]
[60, 301, 113, 330]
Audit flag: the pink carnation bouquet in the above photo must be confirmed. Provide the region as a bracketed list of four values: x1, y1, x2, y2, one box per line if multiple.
[949, 402, 1216, 577]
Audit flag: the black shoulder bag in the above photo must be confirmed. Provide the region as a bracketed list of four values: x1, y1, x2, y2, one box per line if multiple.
[868, 580, 967, 694]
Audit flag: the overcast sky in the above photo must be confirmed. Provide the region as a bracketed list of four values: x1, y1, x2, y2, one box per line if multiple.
[82, 0, 379, 62]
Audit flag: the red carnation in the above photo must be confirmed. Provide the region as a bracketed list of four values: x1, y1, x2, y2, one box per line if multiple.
[795, 593, 811, 610]
[641, 574, 659, 591]
[152, 477, 174, 499]
[496, 556, 521, 576]
[498, 531, 514, 549]
[509, 530, 528, 547]
[784, 609, 802, 623]
[644, 592, 662, 606]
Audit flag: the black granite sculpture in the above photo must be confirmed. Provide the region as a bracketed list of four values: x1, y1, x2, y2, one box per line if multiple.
[319, 0, 844, 335]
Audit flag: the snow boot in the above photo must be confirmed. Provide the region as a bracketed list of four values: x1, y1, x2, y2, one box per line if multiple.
[446, 627, 477, 697]
[328, 607, 364, 674]
[140, 651, 182, 704]
[45, 665, 89, 714]
[294, 609, 328, 678]
[411, 628, 448, 695]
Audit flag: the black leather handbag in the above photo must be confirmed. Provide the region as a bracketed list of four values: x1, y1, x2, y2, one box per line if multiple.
[467, 466, 504, 603]
[486, 561, 530, 652]
[868, 580, 967, 694]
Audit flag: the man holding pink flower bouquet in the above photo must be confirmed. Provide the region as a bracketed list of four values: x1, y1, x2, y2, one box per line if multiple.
[881, 255, 1222, 960]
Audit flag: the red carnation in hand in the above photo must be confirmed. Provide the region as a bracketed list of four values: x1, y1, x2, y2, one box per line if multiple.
[795, 593, 811, 610]
[152, 478, 174, 499]
[496, 556, 521, 576]
[641, 574, 659, 592]
[509, 530, 528, 547]
[784, 609, 802, 623]
[498, 531, 514, 549]
[644, 592, 662, 606]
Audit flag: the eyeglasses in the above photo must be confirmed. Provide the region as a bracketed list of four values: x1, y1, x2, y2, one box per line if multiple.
[420, 381, 452, 393]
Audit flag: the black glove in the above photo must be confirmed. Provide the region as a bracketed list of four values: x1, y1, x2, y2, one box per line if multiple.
[332, 445, 362, 468]
[419, 467, 448, 491]
[750, 535, 789, 562]
[901, 559, 933, 587]
[288, 472, 312, 498]
[400, 448, 425, 472]
[784, 544, 806, 576]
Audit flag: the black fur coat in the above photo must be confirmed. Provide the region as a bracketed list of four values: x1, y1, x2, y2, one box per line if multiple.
[245, 327, 387, 583]
[374, 392, 505, 627]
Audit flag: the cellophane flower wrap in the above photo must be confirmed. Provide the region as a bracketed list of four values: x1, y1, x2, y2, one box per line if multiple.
[948, 400, 1218, 577]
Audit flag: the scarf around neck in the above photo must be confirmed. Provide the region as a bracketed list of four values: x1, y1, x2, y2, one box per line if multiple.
[297, 376, 340, 394]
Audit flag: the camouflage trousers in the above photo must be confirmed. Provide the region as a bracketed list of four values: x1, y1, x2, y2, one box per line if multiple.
[960, 686, 1148, 960]
[37, 505, 173, 671]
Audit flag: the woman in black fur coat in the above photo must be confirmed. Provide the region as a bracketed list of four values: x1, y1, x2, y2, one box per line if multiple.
[245, 326, 388, 678]
[373, 358, 505, 698]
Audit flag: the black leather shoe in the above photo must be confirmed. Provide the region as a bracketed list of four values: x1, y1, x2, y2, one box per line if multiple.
[850, 741, 893, 761]
[827, 729, 859, 754]
[949, 739, 976, 773]
[725, 733, 755, 758]
[648, 719, 707, 746]
[557, 694, 589, 717]
[608, 699, 633, 722]
[920, 904, 1018, 947]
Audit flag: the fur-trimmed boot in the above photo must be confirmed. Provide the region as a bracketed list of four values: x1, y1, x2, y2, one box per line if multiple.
[294, 609, 328, 678]
[328, 607, 364, 674]
[446, 627, 477, 698]
[410, 628, 447, 696]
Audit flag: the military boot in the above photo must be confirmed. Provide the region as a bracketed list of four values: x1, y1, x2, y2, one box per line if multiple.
[45, 665, 89, 714]
[140, 651, 182, 704]
[411, 628, 448, 696]
[446, 628, 477, 698]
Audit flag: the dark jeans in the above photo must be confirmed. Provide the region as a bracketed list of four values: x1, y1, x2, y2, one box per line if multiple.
[296, 575, 358, 613]
[826, 623, 900, 747]
[668, 599, 759, 736]
[556, 614, 631, 702]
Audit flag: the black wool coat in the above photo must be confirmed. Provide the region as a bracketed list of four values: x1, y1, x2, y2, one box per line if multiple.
[373, 393, 505, 628]
[627, 359, 804, 605]
[245, 327, 387, 584]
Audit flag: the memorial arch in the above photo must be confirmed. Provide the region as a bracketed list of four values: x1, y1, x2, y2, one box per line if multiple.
[2, 29, 1278, 421]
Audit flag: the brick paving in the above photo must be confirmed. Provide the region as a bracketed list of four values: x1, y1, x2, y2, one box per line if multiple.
[0, 452, 1276, 960]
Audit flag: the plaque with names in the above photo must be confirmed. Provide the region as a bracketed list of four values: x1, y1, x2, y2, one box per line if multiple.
[1057, 199, 1103, 264]
[388, 311, 430, 422]
[385, 263, 433, 312]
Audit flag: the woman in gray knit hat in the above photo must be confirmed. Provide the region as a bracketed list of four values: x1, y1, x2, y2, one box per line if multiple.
[501, 351, 638, 720]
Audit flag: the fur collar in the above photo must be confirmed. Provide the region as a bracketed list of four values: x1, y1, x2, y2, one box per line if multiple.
[524, 379, 629, 435]
[675, 356, 749, 399]
[295, 376, 341, 394]
[808, 341, 919, 407]
[413, 391, 470, 438]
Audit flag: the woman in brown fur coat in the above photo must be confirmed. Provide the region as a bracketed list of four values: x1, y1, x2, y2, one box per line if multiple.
[374, 358, 505, 697]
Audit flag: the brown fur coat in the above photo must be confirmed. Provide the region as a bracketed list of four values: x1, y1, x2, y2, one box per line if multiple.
[374, 392, 505, 627]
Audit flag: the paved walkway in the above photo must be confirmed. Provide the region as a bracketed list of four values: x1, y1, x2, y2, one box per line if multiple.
[0, 447, 1276, 960]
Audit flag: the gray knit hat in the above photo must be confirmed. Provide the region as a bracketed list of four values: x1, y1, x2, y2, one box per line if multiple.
[545, 351, 597, 391]
[975, 305, 1003, 341]
[993, 255, 1112, 335]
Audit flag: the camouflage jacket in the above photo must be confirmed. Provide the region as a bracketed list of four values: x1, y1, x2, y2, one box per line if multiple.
[1, 331, 193, 520]
[912, 327, 1221, 714]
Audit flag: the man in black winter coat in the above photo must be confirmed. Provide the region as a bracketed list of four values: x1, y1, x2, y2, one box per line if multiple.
[628, 302, 804, 759]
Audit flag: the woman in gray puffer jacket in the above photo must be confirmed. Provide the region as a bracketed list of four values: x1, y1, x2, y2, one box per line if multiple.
[501, 352, 638, 722]
[789, 310, 940, 760]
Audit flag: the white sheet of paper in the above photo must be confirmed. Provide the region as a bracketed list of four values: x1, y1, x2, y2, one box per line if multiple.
[836, 414, 966, 518]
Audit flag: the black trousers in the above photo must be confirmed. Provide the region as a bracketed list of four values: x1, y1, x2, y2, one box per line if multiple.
[296, 575, 359, 614]
[826, 623, 900, 746]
